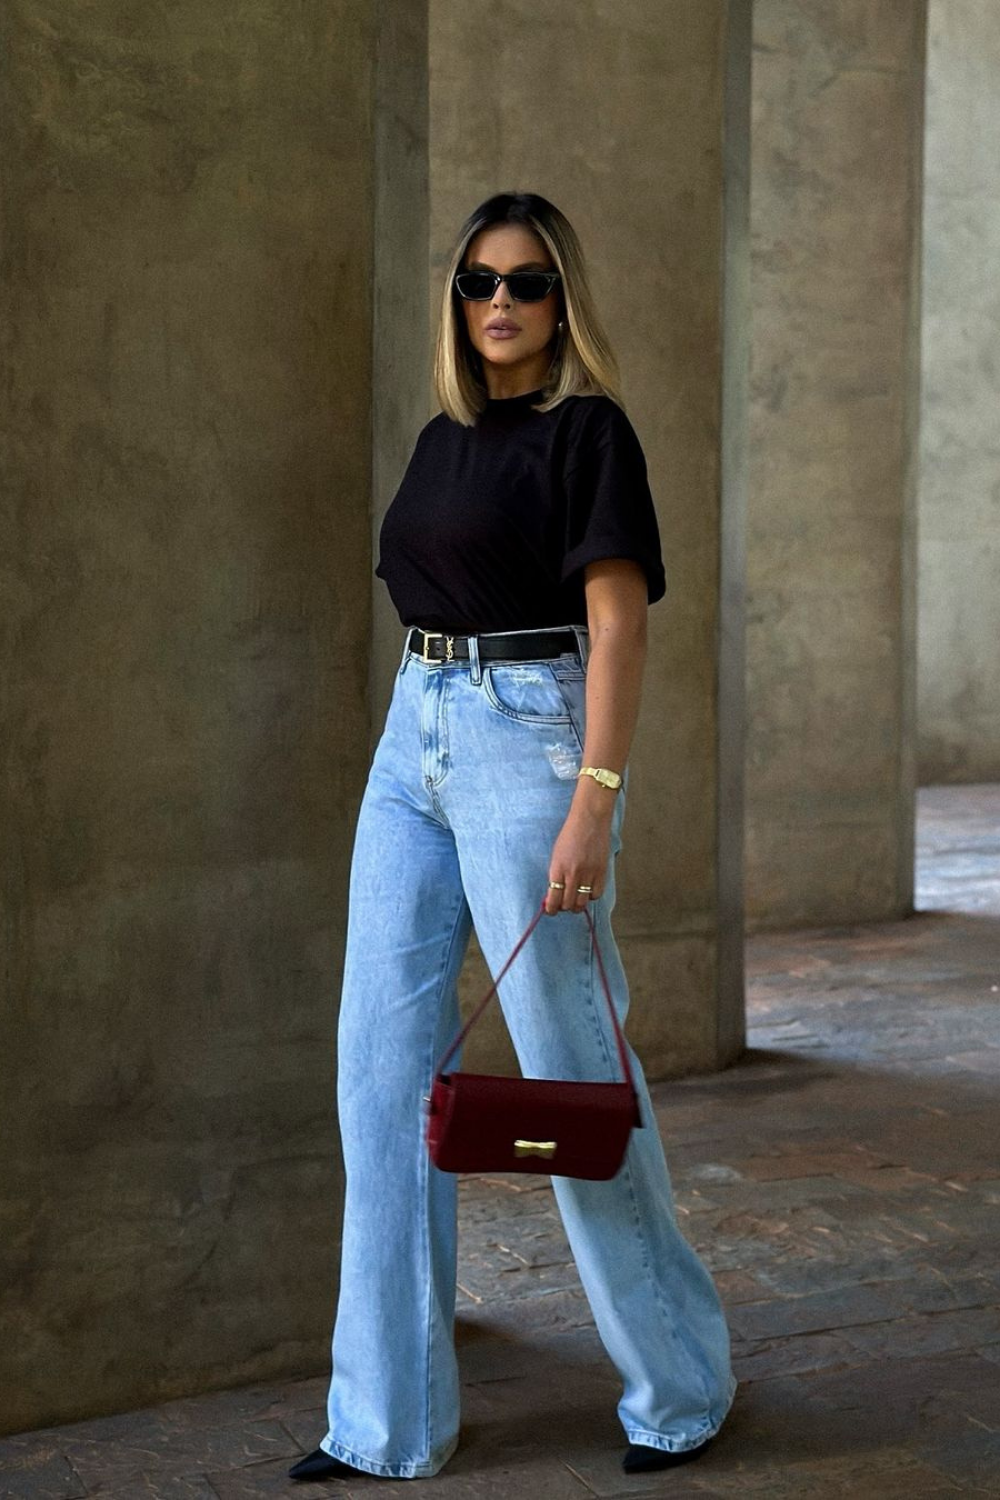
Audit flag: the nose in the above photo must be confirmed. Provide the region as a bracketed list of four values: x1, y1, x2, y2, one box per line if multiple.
[490, 277, 513, 308]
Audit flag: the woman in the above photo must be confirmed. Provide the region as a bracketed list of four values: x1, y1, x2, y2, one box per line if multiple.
[290, 192, 736, 1483]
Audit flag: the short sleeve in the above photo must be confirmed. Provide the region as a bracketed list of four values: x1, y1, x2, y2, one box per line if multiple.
[560, 399, 666, 604]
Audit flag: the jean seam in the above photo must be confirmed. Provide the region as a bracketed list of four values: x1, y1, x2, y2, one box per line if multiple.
[620, 1141, 714, 1417]
[585, 924, 619, 1082]
[584, 919, 719, 1417]
[421, 895, 470, 1465]
[591, 921, 715, 1419]
[553, 671, 586, 753]
[564, 927, 724, 1438]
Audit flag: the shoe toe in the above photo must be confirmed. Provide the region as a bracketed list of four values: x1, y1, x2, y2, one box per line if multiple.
[288, 1446, 357, 1480]
[622, 1435, 713, 1473]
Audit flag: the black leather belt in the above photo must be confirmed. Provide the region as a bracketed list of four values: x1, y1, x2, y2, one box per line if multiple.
[406, 627, 582, 664]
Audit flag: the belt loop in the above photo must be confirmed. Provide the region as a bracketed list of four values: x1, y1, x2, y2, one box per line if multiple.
[468, 633, 482, 686]
[399, 629, 413, 675]
[572, 624, 591, 669]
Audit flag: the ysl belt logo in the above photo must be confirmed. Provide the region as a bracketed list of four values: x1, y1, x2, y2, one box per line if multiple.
[444, 636, 454, 661]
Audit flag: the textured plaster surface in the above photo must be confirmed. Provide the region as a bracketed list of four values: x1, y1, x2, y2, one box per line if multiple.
[747, 1, 926, 927]
[0, 1, 374, 1433]
[427, 0, 750, 1070]
[917, 0, 1000, 782]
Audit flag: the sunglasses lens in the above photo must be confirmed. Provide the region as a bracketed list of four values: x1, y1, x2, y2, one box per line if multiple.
[506, 273, 554, 302]
[455, 272, 497, 300]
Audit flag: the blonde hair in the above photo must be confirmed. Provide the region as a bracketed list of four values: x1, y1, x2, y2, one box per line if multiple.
[433, 192, 623, 426]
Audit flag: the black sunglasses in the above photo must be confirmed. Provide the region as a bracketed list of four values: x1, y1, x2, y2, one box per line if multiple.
[454, 269, 561, 303]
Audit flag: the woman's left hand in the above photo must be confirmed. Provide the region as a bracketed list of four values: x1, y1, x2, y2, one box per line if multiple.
[545, 800, 614, 914]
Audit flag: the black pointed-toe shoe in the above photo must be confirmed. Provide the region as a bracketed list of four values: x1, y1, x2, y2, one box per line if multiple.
[622, 1434, 714, 1473]
[288, 1446, 362, 1481]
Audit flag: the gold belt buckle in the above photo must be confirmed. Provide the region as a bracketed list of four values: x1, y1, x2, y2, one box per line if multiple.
[419, 630, 455, 663]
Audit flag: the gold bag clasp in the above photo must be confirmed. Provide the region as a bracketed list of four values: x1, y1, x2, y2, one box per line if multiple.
[514, 1139, 557, 1159]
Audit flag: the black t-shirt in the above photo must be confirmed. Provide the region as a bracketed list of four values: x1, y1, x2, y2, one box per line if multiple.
[375, 389, 666, 633]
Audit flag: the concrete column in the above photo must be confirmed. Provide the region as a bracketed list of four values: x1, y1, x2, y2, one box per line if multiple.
[372, 2, 430, 727]
[427, 0, 751, 1077]
[918, 0, 1000, 782]
[747, 2, 927, 928]
[0, 2, 378, 1432]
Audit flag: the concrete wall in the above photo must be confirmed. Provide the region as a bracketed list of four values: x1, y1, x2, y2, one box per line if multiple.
[426, 0, 751, 1077]
[746, 1, 926, 928]
[917, 0, 1000, 782]
[0, 1, 376, 1434]
[372, 2, 430, 728]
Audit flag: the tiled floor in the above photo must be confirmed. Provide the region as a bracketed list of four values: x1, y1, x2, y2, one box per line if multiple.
[2, 785, 998, 1498]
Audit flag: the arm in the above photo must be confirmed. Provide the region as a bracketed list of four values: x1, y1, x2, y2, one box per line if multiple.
[544, 557, 649, 915]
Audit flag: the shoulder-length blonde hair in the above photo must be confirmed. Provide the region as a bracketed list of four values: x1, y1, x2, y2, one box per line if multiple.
[433, 192, 623, 426]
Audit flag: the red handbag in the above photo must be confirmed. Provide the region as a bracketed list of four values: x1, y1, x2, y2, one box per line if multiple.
[425, 898, 642, 1180]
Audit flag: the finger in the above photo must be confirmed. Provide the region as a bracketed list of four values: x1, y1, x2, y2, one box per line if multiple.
[565, 878, 584, 914]
[545, 878, 567, 915]
[570, 879, 595, 913]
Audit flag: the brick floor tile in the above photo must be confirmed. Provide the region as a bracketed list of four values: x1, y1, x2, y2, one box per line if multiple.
[729, 1281, 914, 1342]
[915, 1427, 1000, 1489]
[695, 1448, 964, 1496]
[0, 1445, 86, 1500]
[724, 1148, 891, 1182]
[796, 1351, 998, 1450]
[277, 1407, 327, 1452]
[75, 1477, 219, 1499]
[704, 1377, 833, 1465]
[730, 1330, 865, 1381]
[42, 1412, 296, 1490]
[457, 1287, 595, 1339]
[713, 1270, 769, 1304]
[205, 1454, 361, 1497]
[458, 1256, 584, 1306]
[562, 1445, 718, 1497]
[235, 1376, 329, 1421]
[838, 1308, 1000, 1360]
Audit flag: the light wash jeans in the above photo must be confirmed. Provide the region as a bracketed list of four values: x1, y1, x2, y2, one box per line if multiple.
[320, 629, 737, 1478]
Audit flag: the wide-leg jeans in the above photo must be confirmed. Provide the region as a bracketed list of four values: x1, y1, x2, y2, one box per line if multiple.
[320, 632, 737, 1478]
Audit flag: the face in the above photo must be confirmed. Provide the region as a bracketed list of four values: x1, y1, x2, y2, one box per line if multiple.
[459, 223, 561, 390]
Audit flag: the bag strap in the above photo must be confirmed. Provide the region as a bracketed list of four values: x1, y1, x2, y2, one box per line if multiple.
[433, 896, 637, 1092]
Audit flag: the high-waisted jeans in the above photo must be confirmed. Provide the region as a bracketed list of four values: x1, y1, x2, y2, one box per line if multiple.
[320, 630, 737, 1478]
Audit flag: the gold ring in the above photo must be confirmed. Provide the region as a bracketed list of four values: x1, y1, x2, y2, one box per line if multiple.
[548, 881, 566, 890]
[576, 885, 593, 894]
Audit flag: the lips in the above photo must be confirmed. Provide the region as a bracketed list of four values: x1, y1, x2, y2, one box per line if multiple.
[486, 320, 520, 332]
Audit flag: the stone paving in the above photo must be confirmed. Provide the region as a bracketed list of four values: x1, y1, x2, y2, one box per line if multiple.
[2, 785, 998, 1498]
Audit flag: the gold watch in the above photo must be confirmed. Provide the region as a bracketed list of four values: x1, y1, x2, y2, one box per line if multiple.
[578, 766, 623, 792]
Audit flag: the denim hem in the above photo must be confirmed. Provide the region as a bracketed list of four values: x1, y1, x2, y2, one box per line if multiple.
[623, 1371, 738, 1454]
[320, 1433, 458, 1479]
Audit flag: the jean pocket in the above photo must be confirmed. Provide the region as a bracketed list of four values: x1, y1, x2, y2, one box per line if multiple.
[482, 661, 575, 724]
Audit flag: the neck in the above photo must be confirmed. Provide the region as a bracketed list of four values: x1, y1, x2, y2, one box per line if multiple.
[483, 355, 553, 400]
